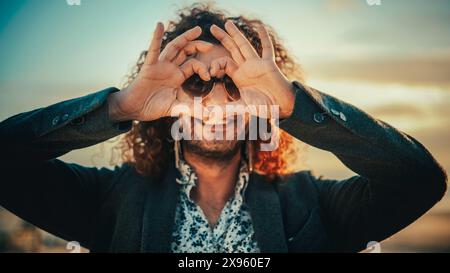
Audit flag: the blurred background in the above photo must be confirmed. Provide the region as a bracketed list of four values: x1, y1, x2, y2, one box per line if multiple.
[0, 0, 449, 253]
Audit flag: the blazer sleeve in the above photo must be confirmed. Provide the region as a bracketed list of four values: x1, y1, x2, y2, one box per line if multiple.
[279, 81, 448, 252]
[0, 87, 131, 248]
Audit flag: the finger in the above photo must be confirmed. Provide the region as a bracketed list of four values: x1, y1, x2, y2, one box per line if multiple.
[183, 40, 214, 55]
[168, 100, 194, 118]
[210, 24, 245, 64]
[224, 20, 259, 59]
[173, 41, 214, 65]
[257, 24, 275, 60]
[208, 65, 226, 79]
[173, 50, 187, 66]
[215, 69, 226, 79]
[180, 59, 210, 81]
[159, 26, 202, 62]
[145, 22, 165, 65]
[210, 56, 238, 79]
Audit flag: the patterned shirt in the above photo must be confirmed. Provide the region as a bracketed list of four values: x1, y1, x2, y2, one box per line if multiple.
[170, 159, 260, 253]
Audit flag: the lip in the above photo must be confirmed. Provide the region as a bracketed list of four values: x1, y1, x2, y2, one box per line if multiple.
[209, 120, 233, 132]
[197, 116, 234, 126]
[191, 115, 247, 134]
[190, 117, 247, 139]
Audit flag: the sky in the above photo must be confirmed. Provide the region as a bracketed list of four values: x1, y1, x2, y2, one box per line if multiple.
[0, 0, 449, 179]
[0, 0, 450, 252]
[0, 0, 450, 177]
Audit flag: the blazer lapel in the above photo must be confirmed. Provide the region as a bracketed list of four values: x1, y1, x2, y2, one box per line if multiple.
[140, 161, 180, 252]
[139, 162, 288, 253]
[246, 172, 288, 252]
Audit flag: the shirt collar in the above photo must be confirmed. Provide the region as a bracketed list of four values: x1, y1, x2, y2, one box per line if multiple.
[175, 158, 250, 203]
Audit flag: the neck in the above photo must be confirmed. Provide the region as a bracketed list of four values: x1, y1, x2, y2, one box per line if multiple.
[183, 146, 242, 207]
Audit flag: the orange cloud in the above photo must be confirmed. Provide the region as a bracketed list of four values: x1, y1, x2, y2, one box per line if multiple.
[306, 54, 450, 89]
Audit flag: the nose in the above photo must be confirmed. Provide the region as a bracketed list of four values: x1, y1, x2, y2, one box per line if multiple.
[202, 82, 232, 107]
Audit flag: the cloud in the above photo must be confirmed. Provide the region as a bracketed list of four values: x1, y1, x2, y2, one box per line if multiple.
[366, 103, 424, 118]
[324, 0, 362, 11]
[306, 54, 450, 89]
[410, 126, 450, 173]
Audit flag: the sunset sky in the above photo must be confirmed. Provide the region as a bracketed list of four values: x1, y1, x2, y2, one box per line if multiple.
[1, 0, 449, 179]
[0, 0, 449, 252]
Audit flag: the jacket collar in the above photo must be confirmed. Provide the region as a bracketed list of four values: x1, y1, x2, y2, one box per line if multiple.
[140, 160, 180, 252]
[140, 161, 287, 253]
[245, 172, 288, 252]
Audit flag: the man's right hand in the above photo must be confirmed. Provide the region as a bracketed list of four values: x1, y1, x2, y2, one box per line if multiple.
[108, 23, 213, 122]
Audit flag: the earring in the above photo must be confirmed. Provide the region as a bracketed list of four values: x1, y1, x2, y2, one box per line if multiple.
[247, 141, 254, 172]
[174, 140, 181, 169]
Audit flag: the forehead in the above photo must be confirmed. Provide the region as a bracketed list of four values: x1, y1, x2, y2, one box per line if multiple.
[194, 44, 231, 63]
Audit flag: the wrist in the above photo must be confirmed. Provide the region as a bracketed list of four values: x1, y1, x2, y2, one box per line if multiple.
[278, 78, 296, 119]
[108, 90, 134, 122]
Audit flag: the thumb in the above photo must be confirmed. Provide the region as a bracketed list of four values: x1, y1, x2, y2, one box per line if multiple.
[209, 56, 238, 79]
[167, 100, 194, 118]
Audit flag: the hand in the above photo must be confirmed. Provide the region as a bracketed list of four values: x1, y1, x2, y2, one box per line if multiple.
[108, 23, 213, 122]
[209, 21, 295, 119]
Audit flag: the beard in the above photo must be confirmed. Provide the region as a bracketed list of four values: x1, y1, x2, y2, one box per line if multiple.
[181, 115, 248, 162]
[183, 139, 243, 163]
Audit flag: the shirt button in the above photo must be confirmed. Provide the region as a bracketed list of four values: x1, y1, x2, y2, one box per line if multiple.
[339, 112, 347, 121]
[313, 113, 325, 123]
[52, 116, 60, 126]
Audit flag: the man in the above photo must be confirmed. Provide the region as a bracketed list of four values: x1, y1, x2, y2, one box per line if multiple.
[0, 6, 447, 253]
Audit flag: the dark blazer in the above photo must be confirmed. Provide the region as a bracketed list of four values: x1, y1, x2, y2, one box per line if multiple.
[0, 82, 447, 252]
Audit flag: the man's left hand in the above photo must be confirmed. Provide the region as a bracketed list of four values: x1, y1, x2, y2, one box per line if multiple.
[209, 20, 295, 119]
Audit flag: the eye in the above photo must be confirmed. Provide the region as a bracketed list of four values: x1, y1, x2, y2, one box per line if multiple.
[182, 74, 213, 97]
[223, 76, 240, 101]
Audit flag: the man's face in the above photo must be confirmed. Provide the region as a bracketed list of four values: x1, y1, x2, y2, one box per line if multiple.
[177, 44, 247, 159]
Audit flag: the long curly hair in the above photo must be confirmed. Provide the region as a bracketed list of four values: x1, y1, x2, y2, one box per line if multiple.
[119, 3, 305, 179]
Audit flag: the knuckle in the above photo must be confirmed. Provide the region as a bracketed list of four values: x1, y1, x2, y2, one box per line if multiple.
[172, 43, 182, 51]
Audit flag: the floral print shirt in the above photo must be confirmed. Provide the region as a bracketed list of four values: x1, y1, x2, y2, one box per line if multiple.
[170, 159, 260, 253]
